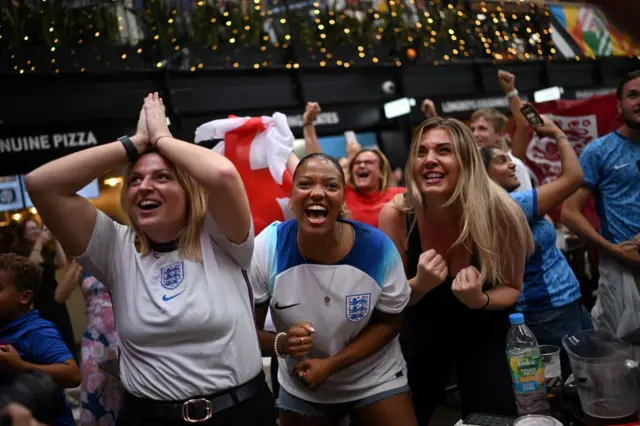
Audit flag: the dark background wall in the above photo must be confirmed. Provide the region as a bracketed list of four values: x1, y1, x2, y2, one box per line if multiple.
[1, 56, 638, 175]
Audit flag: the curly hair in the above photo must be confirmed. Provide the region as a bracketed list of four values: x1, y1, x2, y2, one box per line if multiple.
[0, 253, 43, 297]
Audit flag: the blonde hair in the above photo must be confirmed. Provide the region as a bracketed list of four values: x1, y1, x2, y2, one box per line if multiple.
[470, 108, 509, 134]
[400, 117, 534, 286]
[120, 152, 208, 262]
[348, 148, 395, 191]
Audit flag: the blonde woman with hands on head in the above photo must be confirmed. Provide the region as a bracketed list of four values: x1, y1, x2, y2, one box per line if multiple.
[26, 93, 276, 426]
[379, 117, 534, 425]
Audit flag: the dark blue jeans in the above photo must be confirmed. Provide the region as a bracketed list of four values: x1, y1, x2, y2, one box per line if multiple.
[524, 299, 594, 379]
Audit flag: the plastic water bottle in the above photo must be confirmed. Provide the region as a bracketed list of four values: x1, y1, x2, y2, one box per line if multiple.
[506, 313, 550, 416]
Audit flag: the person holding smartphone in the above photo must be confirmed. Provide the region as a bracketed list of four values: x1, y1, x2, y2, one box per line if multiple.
[480, 112, 593, 376]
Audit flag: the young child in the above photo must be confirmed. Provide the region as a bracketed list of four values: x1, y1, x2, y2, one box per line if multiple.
[0, 253, 80, 426]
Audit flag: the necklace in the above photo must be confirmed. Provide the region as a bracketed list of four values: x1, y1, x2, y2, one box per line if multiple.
[297, 223, 349, 306]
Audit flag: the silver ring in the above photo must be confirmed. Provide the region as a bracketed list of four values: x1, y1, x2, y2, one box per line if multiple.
[299, 337, 303, 345]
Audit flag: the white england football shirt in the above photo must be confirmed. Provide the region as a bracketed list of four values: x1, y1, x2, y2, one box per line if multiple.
[251, 220, 410, 404]
[76, 210, 263, 400]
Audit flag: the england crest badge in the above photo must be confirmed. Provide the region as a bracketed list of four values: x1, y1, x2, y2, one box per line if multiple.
[161, 262, 184, 290]
[345, 293, 371, 323]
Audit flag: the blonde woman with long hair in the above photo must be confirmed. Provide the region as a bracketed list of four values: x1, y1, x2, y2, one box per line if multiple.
[379, 117, 534, 425]
[26, 93, 276, 426]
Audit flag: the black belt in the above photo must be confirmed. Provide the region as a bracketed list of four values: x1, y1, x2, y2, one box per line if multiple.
[124, 372, 265, 423]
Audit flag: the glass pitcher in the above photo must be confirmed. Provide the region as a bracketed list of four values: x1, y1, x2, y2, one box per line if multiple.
[562, 330, 639, 424]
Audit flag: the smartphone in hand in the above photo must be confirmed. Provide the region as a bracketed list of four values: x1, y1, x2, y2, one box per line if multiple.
[344, 131, 357, 145]
[520, 104, 544, 128]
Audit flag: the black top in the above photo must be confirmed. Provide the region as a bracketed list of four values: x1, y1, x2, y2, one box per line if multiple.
[400, 213, 512, 353]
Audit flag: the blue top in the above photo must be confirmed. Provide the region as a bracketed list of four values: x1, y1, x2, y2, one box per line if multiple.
[0, 310, 75, 426]
[580, 131, 640, 244]
[511, 190, 582, 313]
[509, 313, 524, 325]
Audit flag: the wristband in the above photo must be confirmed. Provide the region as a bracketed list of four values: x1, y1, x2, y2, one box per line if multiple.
[274, 332, 288, 358]
[506, 89, 519, 99]
[118, 136, 139, 163]
[555, 134, 569, 143]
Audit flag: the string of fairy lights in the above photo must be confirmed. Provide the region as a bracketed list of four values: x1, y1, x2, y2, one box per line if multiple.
[0, 0, 598, 74]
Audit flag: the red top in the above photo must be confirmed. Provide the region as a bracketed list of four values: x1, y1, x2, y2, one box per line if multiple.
[345, 186, 406, 228]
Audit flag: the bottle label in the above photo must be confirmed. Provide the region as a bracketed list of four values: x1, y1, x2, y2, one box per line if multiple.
[508, 353, 545, 393]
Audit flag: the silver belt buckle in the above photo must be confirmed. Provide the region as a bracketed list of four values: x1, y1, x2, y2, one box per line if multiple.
[182, 398, 213, 423]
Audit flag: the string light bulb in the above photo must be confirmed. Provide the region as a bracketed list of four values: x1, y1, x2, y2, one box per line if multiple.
[4, 0, 557, 74]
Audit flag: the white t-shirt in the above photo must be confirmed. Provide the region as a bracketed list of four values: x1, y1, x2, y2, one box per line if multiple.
[510, 152, 533, 192]
[76, 210, 263, 400]
[250, 220, 410, 404]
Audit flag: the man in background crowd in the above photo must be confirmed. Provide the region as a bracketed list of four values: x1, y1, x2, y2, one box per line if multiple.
[561, 70, 640, 338]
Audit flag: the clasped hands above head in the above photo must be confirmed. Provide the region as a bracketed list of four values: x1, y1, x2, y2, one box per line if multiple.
[129, 92, 174, 154]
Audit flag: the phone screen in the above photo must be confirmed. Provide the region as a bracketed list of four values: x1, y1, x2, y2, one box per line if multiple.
[520, 105, 544, 127]
[344, 131, 357, 144]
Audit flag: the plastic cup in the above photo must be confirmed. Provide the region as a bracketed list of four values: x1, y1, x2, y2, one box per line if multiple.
[540, 345, 562, 394]
[514, 415, 563, 426]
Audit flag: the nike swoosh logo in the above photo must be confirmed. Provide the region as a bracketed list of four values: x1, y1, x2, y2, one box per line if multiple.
[614, 163, 629, 170]
[162, 291, 185, 302]
[274, 302, 300, 310]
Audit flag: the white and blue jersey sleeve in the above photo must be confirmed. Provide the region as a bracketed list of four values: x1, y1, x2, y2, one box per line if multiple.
[374, 237, 411, 314]
[249, 222, 279, 305]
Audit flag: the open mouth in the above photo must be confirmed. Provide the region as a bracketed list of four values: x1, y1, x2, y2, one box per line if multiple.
[137, 199, 162, 212]
[508, 171, 517, 178]
[422, 171, 445, 184]
[355, 170, 370, 179]
[304, 204, 329, 225]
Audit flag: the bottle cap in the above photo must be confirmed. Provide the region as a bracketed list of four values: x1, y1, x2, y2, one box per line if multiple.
[509, 313, 525, 325]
